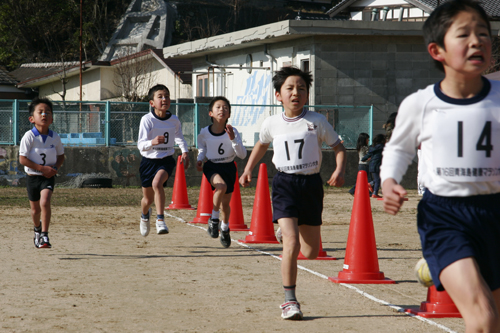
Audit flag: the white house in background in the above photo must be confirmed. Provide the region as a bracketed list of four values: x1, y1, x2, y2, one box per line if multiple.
[15, 49, 192, 102]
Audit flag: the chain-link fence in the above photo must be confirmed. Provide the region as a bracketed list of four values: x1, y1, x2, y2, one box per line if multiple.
[0, 100, 372, 149]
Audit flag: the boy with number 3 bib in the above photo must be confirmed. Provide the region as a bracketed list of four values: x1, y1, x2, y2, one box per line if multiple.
[138, 84, 189, 236]
[196, 96, 247, 248]
[240, 67, 346, 320]
[381, 1, 500, 331]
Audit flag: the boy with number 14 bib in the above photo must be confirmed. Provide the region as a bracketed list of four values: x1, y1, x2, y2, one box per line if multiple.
[240, 67, 346, 320]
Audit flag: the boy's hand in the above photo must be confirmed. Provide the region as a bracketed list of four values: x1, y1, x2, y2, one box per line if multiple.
[152, 135, 164, 146]
[225, 124, 235, 140]
[196, 161, 203, 172]
[327, 170, 345, 187]
[381, 179, 407, 215]
[41, 165, 57, 178]
[239, 170, 252, 187]
[181, 152, 189, 169]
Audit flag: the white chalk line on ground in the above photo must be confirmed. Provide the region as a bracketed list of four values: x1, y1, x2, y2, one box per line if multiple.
[165, 212, 457, 333]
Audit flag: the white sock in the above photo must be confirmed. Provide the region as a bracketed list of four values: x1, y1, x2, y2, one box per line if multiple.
[220, 221, 229, 231]
[212, 210, 220, 219]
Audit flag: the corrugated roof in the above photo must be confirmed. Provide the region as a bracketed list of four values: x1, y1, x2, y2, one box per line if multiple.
[0, 66, 19, 85]
[152, 49, 192, 84]
[9, 65, 63, 85]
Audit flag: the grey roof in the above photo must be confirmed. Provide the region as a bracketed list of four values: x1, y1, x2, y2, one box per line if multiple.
[10, 65, 63, 86]
[0, 66, 18, 85]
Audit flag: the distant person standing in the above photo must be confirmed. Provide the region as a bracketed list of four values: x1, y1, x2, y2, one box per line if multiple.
[361, 133, 385, 198]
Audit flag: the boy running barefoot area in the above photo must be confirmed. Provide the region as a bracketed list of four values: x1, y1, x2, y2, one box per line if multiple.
[240, 67, 346, 320]
[19, 97, 65, 249]
[138, 84, 189, 236]
[196, 96, 247, 248]
[380, 1, 500, 331]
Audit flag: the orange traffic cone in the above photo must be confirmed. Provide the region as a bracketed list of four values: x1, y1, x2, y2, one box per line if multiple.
[297, 237, 336, 260]
[405, 286, 462, 318]
[228, 164, 249, 231]
[167, 155, 195, 210]
[239, 163, 279, 244]
[190, 174, 213, 224]
[329, 170, 395, 284]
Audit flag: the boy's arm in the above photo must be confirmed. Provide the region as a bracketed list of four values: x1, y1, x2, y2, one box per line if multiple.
[381, 178, 407, 215]
[230, 127, 247, 159]
[326, 142, 346, 187]
[196, 132, 206, 172]
[239, 141, 269, 187]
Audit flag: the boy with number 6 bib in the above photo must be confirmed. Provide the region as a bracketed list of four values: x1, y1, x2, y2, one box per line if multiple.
[138, 84, 189, 236]
[196, 96, 247, 248]
[240, 67, 346, 320]
[19, 97, 65, 248]
[381, 1, 500, 331]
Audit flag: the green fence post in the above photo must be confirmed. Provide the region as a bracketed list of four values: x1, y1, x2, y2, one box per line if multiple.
[194, 102, 198, 147]
[369, 105, 373, 145]
[105, 101, 110, 146]
[13, 99, 20, 145]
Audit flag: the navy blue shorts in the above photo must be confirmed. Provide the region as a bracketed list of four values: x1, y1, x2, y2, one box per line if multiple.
[271, 172, 323, 226]
[203, 160, 236, 194]
[418, 191, 500, 292]
[26, 175, 55, 201]
[139, 155, 176, 188]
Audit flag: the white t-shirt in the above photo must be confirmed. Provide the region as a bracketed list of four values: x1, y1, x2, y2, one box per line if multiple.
[197, 125, 247, 163]
[19, 127, 64, 175]
[137, 111, 188, 159]
[380, 78, 500, 197]
[260, 109, 341, 175]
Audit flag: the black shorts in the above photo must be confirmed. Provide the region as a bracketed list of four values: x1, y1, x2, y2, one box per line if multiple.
[271, 172, 323, 226]
[26, 175, 55, 201]
[139, 155, 176, 188]
[203, 160, 236, 194]
[418, 191, 500, 292]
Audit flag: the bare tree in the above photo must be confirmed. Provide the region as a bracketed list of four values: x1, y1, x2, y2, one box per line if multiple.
[113, 50, 157, 102]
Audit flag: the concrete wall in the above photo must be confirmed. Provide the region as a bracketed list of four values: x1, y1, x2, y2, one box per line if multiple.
[0, 146, 418, 189]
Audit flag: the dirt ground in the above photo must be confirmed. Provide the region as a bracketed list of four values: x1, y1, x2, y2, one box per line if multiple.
[0, 186, 466, 333]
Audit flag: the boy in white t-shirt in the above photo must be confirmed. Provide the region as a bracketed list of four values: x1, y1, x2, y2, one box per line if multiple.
[19, 97, 65, 248]
[381, 1, 500, 330]
[240, 66, 346, 320]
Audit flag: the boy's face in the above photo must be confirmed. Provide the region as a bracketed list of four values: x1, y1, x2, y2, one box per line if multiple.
[149, 89, 170, 113]
[275, 75, 309, 114]
[29, 103, 53, 128]
[209, 100, 230, 123]
[431, 10, 491, 77]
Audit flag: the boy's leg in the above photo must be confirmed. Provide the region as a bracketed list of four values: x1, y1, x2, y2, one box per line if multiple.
[140, 187, 154, 236]
[208, 174, 227, 238]
[297, 224, 321, 259]
[219, 193, 232, 248]
[39, 189, 53, 232]
[29, 200, 42, 247]
[152, 170, 169, 234]
[440, 257, 500, 332]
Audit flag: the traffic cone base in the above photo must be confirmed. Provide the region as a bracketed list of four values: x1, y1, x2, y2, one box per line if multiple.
[404, 286, 462, 318]
[329, 273, 395, 284]
[190, 213, 211, 224]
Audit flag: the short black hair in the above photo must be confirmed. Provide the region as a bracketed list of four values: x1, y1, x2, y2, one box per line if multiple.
[272, 66, 313, 94]
[29, 97, 53, 116]
[423, 0, 491, 72]
[372, 133, 387, 146]
[148, 84, 170, 101]
[208, 96, 231, 124]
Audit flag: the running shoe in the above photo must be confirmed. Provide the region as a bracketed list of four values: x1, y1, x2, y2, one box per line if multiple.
[371, 194, 382, 199]
[140, 208, 151, 237]
[38, 234, 51, 248]
[34, 226, 41, 248]
[280, 301, 303, 320]
[207, 218, 219, 238]
[220, 228, 231, 248]
[156, 219, 169, 234]
[275, 227, 283, 244]
[415, 257, 434, 287]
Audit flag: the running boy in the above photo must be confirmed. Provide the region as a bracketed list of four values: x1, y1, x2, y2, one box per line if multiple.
[196, 96, 247, 248]
[240, 66, 346, 320]
[19, 97, 65, 248]
[138, 84, 189, 236]
[380, 1, 500, 331]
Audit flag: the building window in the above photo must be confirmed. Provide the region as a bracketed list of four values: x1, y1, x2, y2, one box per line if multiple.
[197, 74, 208, 97]
[301, 59, 310, 73]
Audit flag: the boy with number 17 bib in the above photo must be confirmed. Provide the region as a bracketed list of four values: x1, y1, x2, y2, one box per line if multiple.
[196, 96, 247, 248]
[381, 1, 500, 331]
[240, 67, 346, 320]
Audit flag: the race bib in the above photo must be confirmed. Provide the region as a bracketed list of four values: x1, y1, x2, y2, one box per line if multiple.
[151, 127, 175, 151]
[432, 108, 500, 182]
[28, 147, 57, 167]
[273, 131, 320, 173]
[205, 136, 234, 163]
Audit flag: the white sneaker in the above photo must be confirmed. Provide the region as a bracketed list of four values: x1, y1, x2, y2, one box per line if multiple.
[156, 219, 169, 234]
[280, 301, 303, 320]
[275, 227, 283, 244]
[414, 257, 434, 287]
[140, 208, 151, 237]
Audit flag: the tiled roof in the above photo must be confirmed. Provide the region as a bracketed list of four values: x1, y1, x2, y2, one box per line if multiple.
[152, 49, 192, 84]
[9, 65, 63, 85]
[0, 66, 18, 85]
